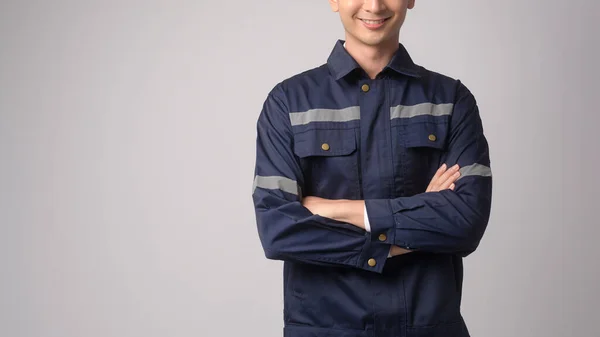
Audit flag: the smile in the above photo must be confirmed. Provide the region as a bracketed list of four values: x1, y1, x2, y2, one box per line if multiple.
[359, 18, 390, 29]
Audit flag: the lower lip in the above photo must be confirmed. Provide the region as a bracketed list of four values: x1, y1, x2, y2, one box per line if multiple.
[360, 18, 388, 30]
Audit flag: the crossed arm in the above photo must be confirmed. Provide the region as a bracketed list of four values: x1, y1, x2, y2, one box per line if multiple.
[300, 163, 462, 257]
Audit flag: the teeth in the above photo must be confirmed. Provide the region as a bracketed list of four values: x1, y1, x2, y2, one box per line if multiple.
[362, 19, 385, 24]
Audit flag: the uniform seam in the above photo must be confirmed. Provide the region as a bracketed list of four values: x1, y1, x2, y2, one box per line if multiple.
[385, 78, 396, 200]
[401, 272, 408, 337]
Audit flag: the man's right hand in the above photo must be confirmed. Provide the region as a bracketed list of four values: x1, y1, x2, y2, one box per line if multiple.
[426, 163, 461, 192]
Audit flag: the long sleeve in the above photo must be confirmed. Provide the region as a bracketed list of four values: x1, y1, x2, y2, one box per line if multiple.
[364, 81, 493, 257]
[252, 84, 391, 272]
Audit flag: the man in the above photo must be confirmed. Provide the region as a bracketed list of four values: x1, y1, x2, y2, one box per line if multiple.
[251, 1, 492, 336]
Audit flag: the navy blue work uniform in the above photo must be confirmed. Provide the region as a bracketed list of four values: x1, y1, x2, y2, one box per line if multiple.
[251, 40, 493, 337]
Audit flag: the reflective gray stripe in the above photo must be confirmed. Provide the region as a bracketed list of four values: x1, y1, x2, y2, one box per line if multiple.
[253, 175, 300, 196]
[290, 106, 360, 126]
[458, 164, 492, 180]
[390, 103, 454, 119]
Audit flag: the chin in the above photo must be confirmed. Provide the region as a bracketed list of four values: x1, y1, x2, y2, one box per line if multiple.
[356, 36, 391, 47]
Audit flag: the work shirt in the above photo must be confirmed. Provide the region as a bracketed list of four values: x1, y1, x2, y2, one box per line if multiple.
[251, 40, 493, 337]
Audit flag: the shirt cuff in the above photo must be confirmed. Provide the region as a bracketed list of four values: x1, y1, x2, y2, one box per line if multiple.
[364, 203, 371, 232]
[366, 204, 392, 258]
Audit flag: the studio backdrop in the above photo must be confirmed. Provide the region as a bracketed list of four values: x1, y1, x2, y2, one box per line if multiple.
[0, 1, 598, 336]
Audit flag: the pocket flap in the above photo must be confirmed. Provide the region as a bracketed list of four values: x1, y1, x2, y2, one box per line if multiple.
[403, 121, 449, 149]
[293, 128, 357, 158]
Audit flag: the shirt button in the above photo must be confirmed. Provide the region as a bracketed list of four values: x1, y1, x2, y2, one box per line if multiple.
[368, 258, 377, 267]
[428, 134, 437, 142]
[321, 143, 330, 151]
[361, 84, 370, 92]
[378, 234, 387, 242]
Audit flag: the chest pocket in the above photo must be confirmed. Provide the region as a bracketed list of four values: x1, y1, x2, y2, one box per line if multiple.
[393, 119, 450, 196]
[293, 128, 361, 200]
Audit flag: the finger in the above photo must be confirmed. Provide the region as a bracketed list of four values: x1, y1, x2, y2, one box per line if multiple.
[430, 165, 460, 192]
[436, 164, 459, 185]
[438, 171, 461, 190]
[427, 164, 447, 192]
[433, 163, 447, 179]
[427, 169, 447, 192]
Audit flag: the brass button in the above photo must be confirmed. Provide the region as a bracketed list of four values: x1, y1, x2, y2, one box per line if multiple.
[368, 258, 377, 267]
[321, 143, 330, 151]
[378, 234, 387, 242]
[428, 134, 437, 142]
[361, 84, 370, 92]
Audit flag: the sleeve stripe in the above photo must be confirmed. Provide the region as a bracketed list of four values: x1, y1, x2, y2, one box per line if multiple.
[458, 163, 492, 180]
[253, 175, 302, 196]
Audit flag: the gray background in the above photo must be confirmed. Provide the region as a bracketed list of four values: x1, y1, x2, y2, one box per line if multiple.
[1, 0, 598, 336]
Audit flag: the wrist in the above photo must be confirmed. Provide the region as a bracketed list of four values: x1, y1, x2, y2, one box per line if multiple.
[334, 200, 365, 229]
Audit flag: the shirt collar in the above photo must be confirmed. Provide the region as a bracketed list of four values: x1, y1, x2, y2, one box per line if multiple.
[327, 39, 421, 80]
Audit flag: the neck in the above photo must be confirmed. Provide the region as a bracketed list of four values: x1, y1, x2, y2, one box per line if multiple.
[344, 35, 399, 79]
